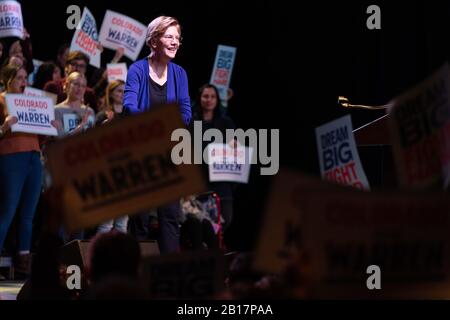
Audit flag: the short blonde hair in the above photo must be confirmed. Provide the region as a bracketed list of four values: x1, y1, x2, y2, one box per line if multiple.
[64, 71, 86, 93]
[146, 16, 181, 49]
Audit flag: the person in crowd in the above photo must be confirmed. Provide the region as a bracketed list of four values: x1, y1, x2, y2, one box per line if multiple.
[95, 80, 128, 234]
[179, 196, 220, 251]
[55, 43, 69, 73]
[221, 252, 288, 299]
[0, 31, 34, 75]
[53, 72, 95, 137]
[95, 80, 125, 125]
[86, 231, 142, 284]
[50, 72, 95, 242]
[123, 16, 191, 254]
[44, 51, 97, 111]
[32, 61, 62, 90]
[16, 187, 76, 300]
[190, 84, 237, 232]
[0, 65, 41, 276]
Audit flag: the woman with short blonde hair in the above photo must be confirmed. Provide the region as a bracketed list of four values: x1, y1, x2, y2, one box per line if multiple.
[123, 15, 191, 254]
[146, 16, 181, 49]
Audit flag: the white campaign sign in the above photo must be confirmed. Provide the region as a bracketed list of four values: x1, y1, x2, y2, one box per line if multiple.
[0, 1, 24, 39]
[207, 143, 252, 183]
[70, 7, 101, 68]
[24, 86, 57, 105]
[62, 113, 80, 134]
[315, 115, 370, 190]
[5, 94, 57, 136]
[106, 63, 127, 82]
[98, 10, 147, 61]
[210, 45, 237, 103]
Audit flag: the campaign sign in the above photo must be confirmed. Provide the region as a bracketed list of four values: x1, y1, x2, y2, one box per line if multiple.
[62, 113, 80, 134]
[209, 45, 236, 103]
[45, 104, 207, 233]
[315, 115, 370, 190]
[70, 7, 101, 68]
[253, 169, 333, 275]
[24, 86, 57, 105]
[388, 63, 450, 190]
[98, 10, 146, 61]
[300, 188, 450, 299]
[255, 169, 450, 299]
[0, 1, 23, 39]
[207, 143, 252, 183]
[106, 63, 127, 82]
[5, 93, 57, 136]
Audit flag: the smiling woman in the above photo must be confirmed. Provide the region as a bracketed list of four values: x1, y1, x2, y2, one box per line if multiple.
[0, 65, 41, 276]
[123, 15, 191, 254]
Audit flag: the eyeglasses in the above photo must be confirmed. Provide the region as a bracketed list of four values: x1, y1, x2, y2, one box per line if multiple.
[162, 34, 183, 44]
[70, 62, 87, 70]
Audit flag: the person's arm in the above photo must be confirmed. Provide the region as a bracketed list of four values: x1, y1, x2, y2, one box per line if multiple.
[0, 115, 18, 137]
[123, 64, 141, 114]
[178, 68, 191, 125]
[21, 28, 34, 75]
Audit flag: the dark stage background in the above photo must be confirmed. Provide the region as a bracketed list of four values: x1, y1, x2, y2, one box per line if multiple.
[19, 0, 450, 250]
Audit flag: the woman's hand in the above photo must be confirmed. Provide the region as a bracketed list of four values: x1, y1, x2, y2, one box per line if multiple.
[227, 88, 234, 101]
[1, 115, 18, 133]
[51, 119, 63, 131]
[111, 47, 125, 63]
[96, 42, 104, 52]
[82, 108, 95, 124]
[77, 109, 95, 131]
[23, 27, 30, 40]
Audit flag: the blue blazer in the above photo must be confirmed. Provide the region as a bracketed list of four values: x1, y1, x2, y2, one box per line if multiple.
[123, 58, 191, 125]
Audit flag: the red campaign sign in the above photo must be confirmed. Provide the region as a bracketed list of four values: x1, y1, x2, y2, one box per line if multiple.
[212, 69, 229, 86]
[402, 122, 450, 185]
[108, 69, 123, 76]
[389, 63, 450, 189]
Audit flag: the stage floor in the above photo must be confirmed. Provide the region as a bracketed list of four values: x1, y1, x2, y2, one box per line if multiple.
[0, 281, 24, 300]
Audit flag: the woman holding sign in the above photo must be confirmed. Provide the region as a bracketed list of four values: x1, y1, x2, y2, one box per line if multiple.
[190, 84, 236, 231]
[123, 16, 191, 253]
[54, 72, 95, 137]
[0, 64, 41, 274]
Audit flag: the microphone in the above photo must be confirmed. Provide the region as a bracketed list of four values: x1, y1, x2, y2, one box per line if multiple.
[338, 96, 392, 110]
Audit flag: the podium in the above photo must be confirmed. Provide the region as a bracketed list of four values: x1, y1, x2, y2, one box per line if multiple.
[353, 114, 398, 188]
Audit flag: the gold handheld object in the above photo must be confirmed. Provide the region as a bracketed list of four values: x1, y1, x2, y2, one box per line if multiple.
[338, 96, 391, 110]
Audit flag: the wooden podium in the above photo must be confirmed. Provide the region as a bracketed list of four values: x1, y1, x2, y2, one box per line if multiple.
[353, 114, 398, 188]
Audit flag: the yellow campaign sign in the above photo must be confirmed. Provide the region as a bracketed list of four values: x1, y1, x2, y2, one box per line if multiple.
[253, 169, 338, 275]
[45, 104, 206, 232]
[300, 189, 450, 299]
[255, 169, 450, 298]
